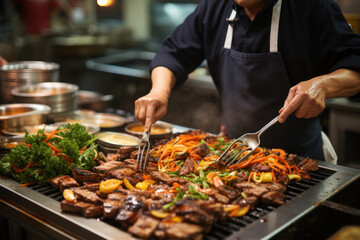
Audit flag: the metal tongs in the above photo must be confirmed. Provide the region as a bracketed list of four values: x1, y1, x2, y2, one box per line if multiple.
[137, 131, 150, 171]
[215, 115, 280, 167]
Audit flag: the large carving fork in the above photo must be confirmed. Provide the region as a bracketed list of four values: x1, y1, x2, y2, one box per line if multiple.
[215, 115, 279, 167]
[137, 131, 150, 171]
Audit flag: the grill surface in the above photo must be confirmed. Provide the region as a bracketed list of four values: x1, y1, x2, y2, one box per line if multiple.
[24, 167, 335, 239]
[1, 162, 359, 240]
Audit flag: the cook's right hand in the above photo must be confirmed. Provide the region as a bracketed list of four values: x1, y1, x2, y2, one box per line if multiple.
[0, 57, 8, 67]
[135, 91, 169, 132]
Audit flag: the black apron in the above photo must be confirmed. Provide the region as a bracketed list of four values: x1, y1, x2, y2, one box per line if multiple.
[219, 0, 323, 160]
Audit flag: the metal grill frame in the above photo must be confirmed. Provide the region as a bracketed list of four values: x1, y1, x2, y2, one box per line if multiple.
[1, 162, 360, 240]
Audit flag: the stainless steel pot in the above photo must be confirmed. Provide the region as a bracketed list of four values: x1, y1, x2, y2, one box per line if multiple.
[11, 82, 78, 114]
[0, 103, 51, 134]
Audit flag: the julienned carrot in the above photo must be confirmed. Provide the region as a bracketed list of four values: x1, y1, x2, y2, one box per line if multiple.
[44, 128, 70, 142]
[20, 182, 36, 187]
[12, 161, 32, 172]
[93, 149, 98, 161]
[46, 142, 62, 153]
[80, 146, 87, 152]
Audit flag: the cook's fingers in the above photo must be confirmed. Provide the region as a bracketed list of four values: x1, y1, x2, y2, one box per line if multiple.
[279, 93, 304, 123]
[144, 103, 156, 132]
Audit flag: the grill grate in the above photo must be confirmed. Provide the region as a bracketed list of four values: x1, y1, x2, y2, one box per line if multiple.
[27, 167, 335, 239]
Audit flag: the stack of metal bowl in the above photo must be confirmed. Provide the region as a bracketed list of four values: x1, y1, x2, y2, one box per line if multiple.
[0, 61, 59, 103]
[0, 103, 51, 135]
[11, 82, 78, 116]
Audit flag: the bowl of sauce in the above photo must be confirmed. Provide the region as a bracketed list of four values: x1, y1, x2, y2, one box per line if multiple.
[96, 132, 141, 149]
[125, 121, 173, 139]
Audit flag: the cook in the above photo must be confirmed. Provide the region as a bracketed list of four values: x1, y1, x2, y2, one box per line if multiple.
[135, 0, 360, 162]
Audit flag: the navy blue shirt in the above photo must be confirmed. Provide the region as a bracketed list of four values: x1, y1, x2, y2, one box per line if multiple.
[150, 0, 360, 90]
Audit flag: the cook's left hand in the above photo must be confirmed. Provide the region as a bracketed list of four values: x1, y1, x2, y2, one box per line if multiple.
[279, 78, 326, 123]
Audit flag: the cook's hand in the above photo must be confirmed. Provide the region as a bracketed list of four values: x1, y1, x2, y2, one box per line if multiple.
[279, 78, 326, 123]
[218, 125, 228, 137]
[135, 91, 169, 132]
[0, 57, 8, 67]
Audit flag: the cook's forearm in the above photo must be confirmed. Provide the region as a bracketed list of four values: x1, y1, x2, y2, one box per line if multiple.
[321, 68, 360, 98]
[150, 67, 176, 97]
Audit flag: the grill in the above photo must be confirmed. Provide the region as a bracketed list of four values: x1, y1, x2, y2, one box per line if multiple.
[20, 168, 333, 240]
[1, 161, 359, 240]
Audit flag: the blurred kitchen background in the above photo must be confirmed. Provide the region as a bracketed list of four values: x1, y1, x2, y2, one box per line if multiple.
[0, 0, 359, 168]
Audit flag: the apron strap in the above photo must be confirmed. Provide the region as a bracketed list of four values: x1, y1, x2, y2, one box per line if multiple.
[270, 0, 282, 52]
[224, 0, 283, 52]
[224, 10, 237, 49]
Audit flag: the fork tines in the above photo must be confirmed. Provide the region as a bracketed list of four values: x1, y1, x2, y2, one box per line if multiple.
[137, 132, 150, 171]
[216, 142, 253, 167]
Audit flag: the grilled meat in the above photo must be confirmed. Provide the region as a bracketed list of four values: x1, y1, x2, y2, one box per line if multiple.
[261, 191, 285, 205]
[232, 196, 259, 208]
[107, 167, 136, 179]
[103, 199, 123, 219]
[122, 194, 145, 211]
[72, 167, 103, 183]
[116, 209, 140, 228]
[179, 158, 195, 176]
[215, 185, 241, 200]
[236, 171, 249, 181]
[49, 175, 71, 189]
[118, 146, 136, 155]
[83, 205, 104, 218]
[260, 182, 286, 193]
[297, 157, 319, 172]
[128, 215, 160, 239]
[61, 200, 93, 214]
[81, 182, 100, 192]
[92, 161, 125, 173]
[59, 176, 80, 192]
[73, 188, 103, 205]
[150, 171, 174, 185]
[123, 158, 138, 171]
[192, 143, 210, 157]
[249, 163, 272, 172]
[157, 222, 203, 240]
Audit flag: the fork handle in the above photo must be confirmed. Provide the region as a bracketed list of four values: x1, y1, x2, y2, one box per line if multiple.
[257, 115, 279, 136]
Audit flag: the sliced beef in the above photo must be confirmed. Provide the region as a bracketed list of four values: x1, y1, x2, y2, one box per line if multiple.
[215, 185, 240, 200]
[286, 154, 299, 165]
[150, 171, 174, 185]
[213, 192, 230, 204]
[107, 167, 136, 178]
[128, 215, 160, 239]
[118, 146, 136, 155]
[232, 181, 258, 191]
[261, 191, 285, 205]
[145, 199, 166, 211]
[121, 194, 145, 211]
[297, 157, 319, 172]
[115, 209, 139, 228]
[260, 182, 286, 193]
[158, 222, 203, 240]
[200, 202, 224, 220]
[103, 199, 123, 219]
[242, 185, 269, 198]
[123, 158, 138, 171]
[107, 192, 127, 201]
[59, 176, 79, 192]
[175, 151, 190, 160]
[151, 190, 175, 202]
[276, 175, 290, 186]
[145, 163, 158, 173]
[49, 175, 70, 189]
[107, 153, 121, 161]
[179, 158, 195, 176]
[183, 211, 214, 226]
[249, 163, 272, 172]
[82, 205, 103, 218]
[236, 171, 249, 181]
[73, 188, 103, 205]
[232, 196, 259, 208]
[148, 184, 171, 191]
[61, 200, 93, 215]
[192, 143, 210, 157]
[81, 182, 100, 192]
[92, 161, 125, 173]
[72, 167, 103, 183]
